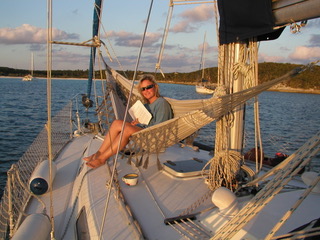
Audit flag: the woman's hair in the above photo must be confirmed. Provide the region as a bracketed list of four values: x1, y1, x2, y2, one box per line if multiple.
[137, 75, 160, 103]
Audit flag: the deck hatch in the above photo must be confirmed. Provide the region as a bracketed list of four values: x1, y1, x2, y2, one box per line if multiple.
[163, 158, 209, 177]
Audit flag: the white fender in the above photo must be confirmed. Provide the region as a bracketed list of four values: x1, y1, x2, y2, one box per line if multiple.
[12, 213, 51, 240]
[212, 187, 239, 217]
[29, 160, 57, 195]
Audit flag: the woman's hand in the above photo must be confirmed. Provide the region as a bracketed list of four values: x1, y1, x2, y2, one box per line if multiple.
[131, 119, 140, 126]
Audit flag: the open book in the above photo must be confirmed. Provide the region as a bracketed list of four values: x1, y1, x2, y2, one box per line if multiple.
[129, 100, 152, 125]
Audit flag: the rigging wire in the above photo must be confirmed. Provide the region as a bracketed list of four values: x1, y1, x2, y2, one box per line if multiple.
[155, 0, 215, 77]
[155, 2, 174, 77]
[92, 0, 130, 79]
[46, 0, 55, 239]
[98, 0, 155, 239]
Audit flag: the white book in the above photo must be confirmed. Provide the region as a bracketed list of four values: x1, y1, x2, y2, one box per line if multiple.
[129, 100, 152, 125]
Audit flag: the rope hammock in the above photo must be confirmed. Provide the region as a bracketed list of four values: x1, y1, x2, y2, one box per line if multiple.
[103, 61, 309, 170]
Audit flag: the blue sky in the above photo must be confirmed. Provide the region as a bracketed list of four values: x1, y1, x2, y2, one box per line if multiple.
[1, 0, 319, 73]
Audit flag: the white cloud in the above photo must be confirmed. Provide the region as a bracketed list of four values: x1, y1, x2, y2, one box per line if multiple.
[0, 24, 78, 45]
[171, 21, 196, 33]
[289, 46, 320, 61]
[258, 52, 286, 63]
[180, 4, 214, 22]
[197, 42, 217, 55]
[171, 4, 214, 33]
[106, 31, 161, 48]
[51, 49, 90, 70]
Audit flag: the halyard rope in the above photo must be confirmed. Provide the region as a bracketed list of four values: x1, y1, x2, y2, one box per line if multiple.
[47, 0, 55, 238]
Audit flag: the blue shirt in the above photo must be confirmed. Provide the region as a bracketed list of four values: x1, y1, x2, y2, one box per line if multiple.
[137, 97, 173, 128]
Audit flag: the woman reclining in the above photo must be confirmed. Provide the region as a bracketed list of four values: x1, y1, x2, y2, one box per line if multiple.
[84, 75, 173, 168]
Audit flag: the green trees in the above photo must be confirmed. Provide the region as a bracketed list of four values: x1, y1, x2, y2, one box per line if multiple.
[1, 63, 319, 90]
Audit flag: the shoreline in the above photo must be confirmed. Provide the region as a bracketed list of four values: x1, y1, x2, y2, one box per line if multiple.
[0, 76, 87, 80]
[1, 76, 319, 95]
[161, 81, 320, 95]
[267, 87, 320, 95]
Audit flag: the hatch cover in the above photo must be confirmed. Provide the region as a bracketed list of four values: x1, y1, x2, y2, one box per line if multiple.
[163, 158, 209, 178]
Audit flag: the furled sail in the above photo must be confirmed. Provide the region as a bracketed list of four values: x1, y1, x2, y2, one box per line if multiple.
[86, 0, 103, 102]
[218, 0, 285, 44]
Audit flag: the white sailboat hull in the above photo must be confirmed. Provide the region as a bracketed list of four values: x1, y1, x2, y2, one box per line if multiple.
[195, 85, 214, 94]
[22, 74, 33, 81]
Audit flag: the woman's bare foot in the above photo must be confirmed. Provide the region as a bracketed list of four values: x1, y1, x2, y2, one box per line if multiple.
[83, 155, 93, 162]
[86, 158, 106, 169]
[83, 152, 99, 162]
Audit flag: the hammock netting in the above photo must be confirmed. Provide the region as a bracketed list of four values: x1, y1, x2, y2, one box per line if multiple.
[103, 61, 305, 170]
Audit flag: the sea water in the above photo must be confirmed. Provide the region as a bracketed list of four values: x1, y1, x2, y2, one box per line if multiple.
[1, 77, 319, 197]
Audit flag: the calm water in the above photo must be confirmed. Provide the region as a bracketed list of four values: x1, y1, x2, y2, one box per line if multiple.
[1, 77, 320, 197]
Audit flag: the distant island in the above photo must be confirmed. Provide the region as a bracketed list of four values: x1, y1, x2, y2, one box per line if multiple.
[1, 62, 319, 94]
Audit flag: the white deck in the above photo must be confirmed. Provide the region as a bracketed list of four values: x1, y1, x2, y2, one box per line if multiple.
[23, 133, 320, 239]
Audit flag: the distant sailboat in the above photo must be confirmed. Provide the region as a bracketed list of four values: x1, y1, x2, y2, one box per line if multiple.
[22, 53, 34, 81]
[195, 32, 215, 94]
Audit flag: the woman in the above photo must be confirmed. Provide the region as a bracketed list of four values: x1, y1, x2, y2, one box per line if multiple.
[84, 75, 173, 168]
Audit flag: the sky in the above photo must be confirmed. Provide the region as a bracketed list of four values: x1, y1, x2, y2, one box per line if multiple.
[0, 0, 319, 73]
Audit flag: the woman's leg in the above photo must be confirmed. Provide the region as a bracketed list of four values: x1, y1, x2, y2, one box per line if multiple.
[86, 121, 141, 168]
[83, 119, 125, 162]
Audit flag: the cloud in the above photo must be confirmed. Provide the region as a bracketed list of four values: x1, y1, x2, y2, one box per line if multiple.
[171, 21, 197, 33]
[53, 50, 87, 61]
[29, 43, 46, 52]
[72, 9, 79, 15]
[309, 34, 320, 47]
[180, 4, 214, 22]
[171, 4, 214, 33]
[197, 42, 218, 55]
[280, 46, 290, 52]
[106, 30, 161, 48]
[258, 52, 286, 63]
[289, 46, 320, 62]
[161, 53, 193, 68]
[51, 49, 89, 70]
[0, 24, 79, 45]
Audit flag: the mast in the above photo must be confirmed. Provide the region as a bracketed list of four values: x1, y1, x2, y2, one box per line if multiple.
[229, 44, 245, 153]
[86, 0, 103, 101]
[199, 32, 206, 80]
[31, 52, 34, 76]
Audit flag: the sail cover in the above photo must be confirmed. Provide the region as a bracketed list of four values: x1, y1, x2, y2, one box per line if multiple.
[218, 0, 285, 44]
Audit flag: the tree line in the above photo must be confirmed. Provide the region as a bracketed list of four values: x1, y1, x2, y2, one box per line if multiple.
[1, 62, 319, 90]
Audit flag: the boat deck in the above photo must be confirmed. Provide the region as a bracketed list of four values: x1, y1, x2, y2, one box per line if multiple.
[23, 133, 320, 239]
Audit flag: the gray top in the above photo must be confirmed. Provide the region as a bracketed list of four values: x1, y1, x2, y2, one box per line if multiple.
[137, 97, 173, 128]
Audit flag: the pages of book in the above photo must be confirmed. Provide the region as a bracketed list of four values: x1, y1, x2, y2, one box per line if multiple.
[129, 100, 152, 125]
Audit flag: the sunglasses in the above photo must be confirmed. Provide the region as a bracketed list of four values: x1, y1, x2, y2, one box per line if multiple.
[141, 84, 155, 91]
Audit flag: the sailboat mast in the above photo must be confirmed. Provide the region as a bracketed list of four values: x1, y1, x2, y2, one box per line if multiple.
[202, 32, 206, 79]
[229, 43, 245, 153]
[86, 0, 103, 100]
[31, 52, 34, 76]
[199, 32, 206, 79]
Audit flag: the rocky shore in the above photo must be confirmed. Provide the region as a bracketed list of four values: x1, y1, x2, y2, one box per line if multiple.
[268, 86, 320, 94]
